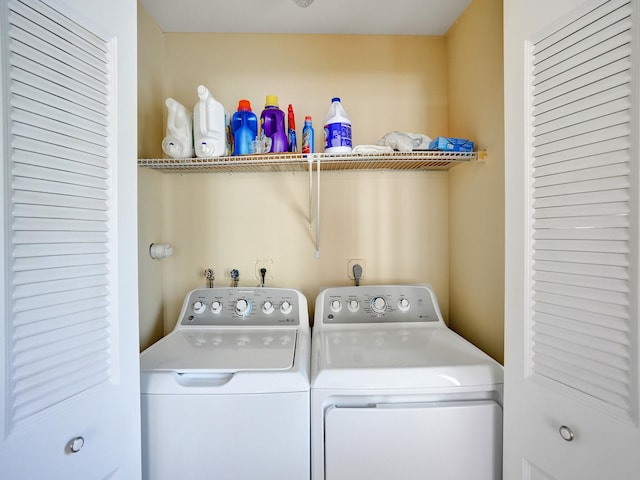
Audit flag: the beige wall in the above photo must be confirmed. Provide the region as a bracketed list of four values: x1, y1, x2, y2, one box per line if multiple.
[446, 0, 505, 362]
[136, 1, 505, 362]
[137, 1, 165, 349]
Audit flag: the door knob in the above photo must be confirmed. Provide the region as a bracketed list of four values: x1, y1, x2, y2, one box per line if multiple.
[67, 436, 85, 453]
[559, 425, 574, 442]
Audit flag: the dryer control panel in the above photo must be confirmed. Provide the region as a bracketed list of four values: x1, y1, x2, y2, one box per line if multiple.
[179, 287, 302, 326]
[318, 285, 444, 325]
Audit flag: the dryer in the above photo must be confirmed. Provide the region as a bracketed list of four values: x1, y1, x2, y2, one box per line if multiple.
[311, 285, 503, 480]
[140, 287, 310, 480]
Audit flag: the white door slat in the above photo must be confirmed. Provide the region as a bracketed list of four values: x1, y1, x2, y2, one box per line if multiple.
[13, 286, 109, 314]
[534, 261, 629, 281]
[534, 271, 628, 295]
[12, 95, 108, 138]
[533, 125, 630, 156]
[12, 136, 108, 169]
[533, 352, 630, 404]
[534, 291, 629, 318]
[533, 111, 630, 147]
[11, 108, 108, 148]
[14, 275, 108, 301]
[13, 265, 109, 286]
[533, 176, 629, 197]
[10, 68, 109, 119]
[533, 249, 628, 266]
[534, 344, 629, 384]
[12, 368, 109, 423]
[534, 311, 630, 344]
[12, 218, 108, 233]
[8, 4, 108, 74]
[534, 91, 630, 130]
[13, 243, 109, 259]
[533, 189, 629, 208]
[13, 253, 108, 272]
[533, 202, 629, 219]
[533, 0, 630, 58]
[13, 318, 109, 358]
[12, 177, 108, 201]
[9, 41, 108, 101]
[533, 137, 630, 166]
[13, 164, 108, 190]
[11, 77, 109, 126]
[9, 0, 109, 54]
[534, 28, 632, 85]
[11, 123, 108, 158]
[532, 78, 631, 117]
[533, 150, 628, 176]
[13, 297, 110, 328]
[535, 281, 629, 306]
[533, 364, 629, 414]
[534, 301, 630, 332]
[13, 191, 108, 212]
[534, 238, 628, 253]
[8, 13, 108, 86]
[13, 307, 108, 340]
[533, 56, 631, 103]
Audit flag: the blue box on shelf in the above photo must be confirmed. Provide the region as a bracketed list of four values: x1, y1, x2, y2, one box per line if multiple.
[429, 136, 475, 152]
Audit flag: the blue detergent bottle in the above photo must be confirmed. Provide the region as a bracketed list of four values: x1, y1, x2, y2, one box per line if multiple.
[302, 116, 314, 153]
[232, 99, 258, 156]
[260, 95, 288, 153]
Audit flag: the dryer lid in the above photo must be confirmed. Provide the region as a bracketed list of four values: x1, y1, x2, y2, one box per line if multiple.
[140, 328, 297, 372]
[312, 325, 503, 389]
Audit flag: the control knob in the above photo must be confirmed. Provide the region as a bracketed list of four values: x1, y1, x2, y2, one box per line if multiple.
[193, 300, 206, 314]
[210, 301, 223, 314]
[398, 297, 410, 312]
[371, 296, 387, 314]
[262, 300, 275, 314]
[347, 299, 359, 313]
[235, 298, 251, 316]
[280, 300, 293, 315]
[330, 299, 342, 313]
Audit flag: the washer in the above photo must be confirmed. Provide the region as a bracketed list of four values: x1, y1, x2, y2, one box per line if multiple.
[311, 285, 504, 480]
[140, 287, 310, 480]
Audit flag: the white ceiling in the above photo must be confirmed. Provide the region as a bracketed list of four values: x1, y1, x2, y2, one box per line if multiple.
[140, 0, 472, 36]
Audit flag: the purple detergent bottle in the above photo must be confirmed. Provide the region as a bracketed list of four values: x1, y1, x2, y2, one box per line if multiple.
[260, 95, 288, 153]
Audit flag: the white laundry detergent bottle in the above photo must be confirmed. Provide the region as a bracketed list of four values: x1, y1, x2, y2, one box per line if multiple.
[323, 97, 352, 154]
[161, 98, 194, 159]
[193, 85, 228, 157]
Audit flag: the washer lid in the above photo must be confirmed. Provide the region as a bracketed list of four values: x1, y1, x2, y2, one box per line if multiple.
[140, 329, 297, 372]
[312, 325, 503, 389]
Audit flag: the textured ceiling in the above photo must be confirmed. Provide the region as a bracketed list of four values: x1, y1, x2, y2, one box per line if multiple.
[140, 0, 472, 36]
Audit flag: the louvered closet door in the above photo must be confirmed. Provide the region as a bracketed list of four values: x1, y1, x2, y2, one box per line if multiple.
[0, 0, 140, 478]
[504, 0, 640, 478]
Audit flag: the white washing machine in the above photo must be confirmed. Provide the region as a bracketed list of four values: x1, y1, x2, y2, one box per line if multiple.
[140, 287, 310, 480]
[311, 285, 504, 480]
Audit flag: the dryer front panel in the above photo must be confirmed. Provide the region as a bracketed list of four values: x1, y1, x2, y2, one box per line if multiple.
[324, 400, 502, 480]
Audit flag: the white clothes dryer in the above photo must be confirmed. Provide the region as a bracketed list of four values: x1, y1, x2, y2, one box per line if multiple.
[140, 287, 310, 480]
[311, 285, 504, 480]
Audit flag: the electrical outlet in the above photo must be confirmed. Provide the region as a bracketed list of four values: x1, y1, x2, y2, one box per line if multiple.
[347, 259, 366, 280]
[254, 259, 274, 283]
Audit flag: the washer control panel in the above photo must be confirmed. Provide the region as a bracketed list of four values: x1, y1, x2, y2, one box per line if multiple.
[319, 285, 442, 325]
[180, 288, 301, 326]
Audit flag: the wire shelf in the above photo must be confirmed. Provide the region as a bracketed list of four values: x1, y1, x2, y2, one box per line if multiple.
[137, 151, 479, 173]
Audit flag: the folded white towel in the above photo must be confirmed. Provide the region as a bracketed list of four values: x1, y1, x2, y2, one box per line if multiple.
[352, 144, 394, 154]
